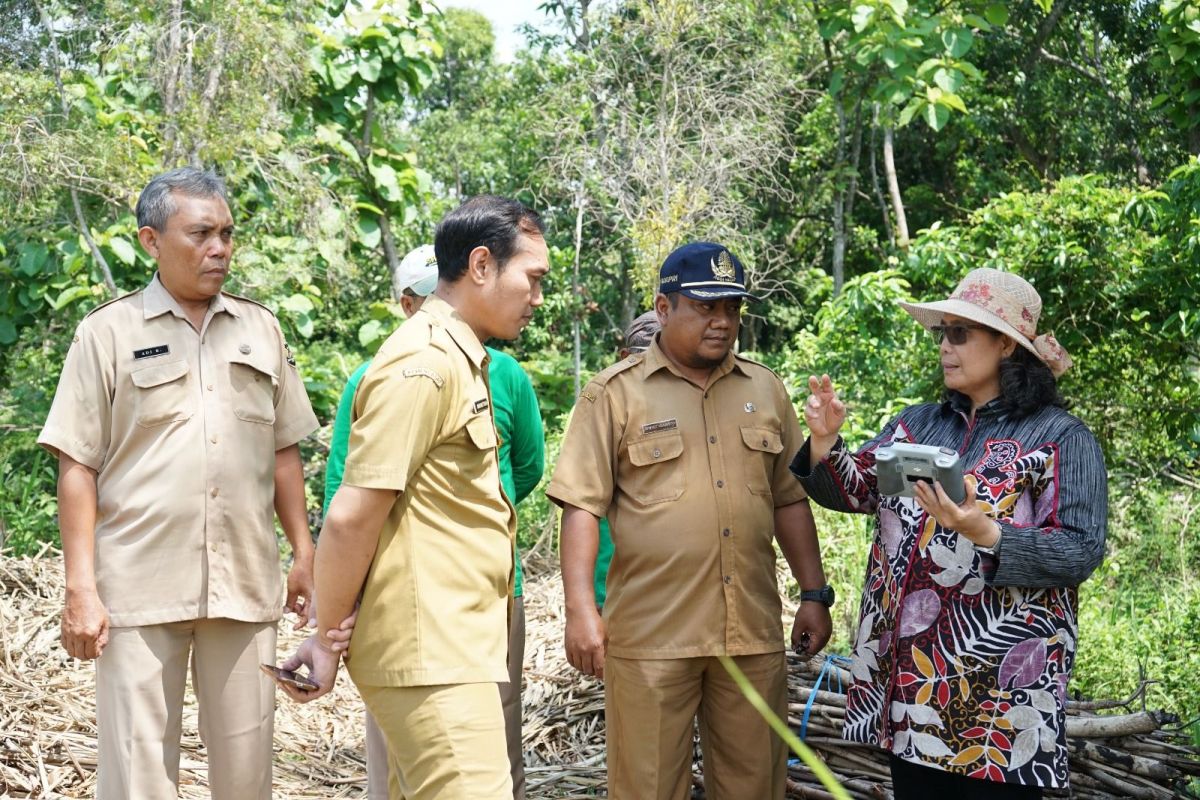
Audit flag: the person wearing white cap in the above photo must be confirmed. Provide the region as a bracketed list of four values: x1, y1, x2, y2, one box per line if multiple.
[319, 240, 544, 800]
[791, 268, 1106, 799]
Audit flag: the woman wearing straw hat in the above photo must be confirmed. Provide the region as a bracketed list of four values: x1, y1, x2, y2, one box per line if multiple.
[790, 268, 1106, 799]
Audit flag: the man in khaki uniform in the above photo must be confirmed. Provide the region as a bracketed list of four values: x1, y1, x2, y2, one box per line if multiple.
[281, 195, 550, 800]
[547, 242, 835, 800]
[38, 167, 319, 799]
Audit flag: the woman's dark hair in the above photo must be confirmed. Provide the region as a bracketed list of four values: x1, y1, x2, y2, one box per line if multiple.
[434, 195, 545, 283]
[943, 342, 1066, 417]
[996, 345, 1067, 417]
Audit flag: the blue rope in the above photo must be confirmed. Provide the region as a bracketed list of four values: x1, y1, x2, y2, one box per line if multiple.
[798, 654, 853, 742]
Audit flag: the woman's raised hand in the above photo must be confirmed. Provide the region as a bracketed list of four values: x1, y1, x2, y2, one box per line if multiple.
[804, 375, 846, 438]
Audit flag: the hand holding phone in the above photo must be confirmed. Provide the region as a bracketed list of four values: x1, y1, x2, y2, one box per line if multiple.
[260, 663, 319, 691]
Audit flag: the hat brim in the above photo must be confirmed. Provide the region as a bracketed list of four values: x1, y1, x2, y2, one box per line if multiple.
[679, 287, 761, 302]
[898, 299, 1042, 361]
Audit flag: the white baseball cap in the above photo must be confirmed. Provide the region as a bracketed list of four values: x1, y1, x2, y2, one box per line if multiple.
[395, 244, 439, 297]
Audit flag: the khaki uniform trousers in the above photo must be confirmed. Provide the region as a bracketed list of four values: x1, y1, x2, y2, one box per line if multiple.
[365, 596, 526, 800]
[95, 618, 276, 800]
[605, 651, 788, 800]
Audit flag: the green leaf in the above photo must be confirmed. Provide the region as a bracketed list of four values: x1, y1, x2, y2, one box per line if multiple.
[358, 318, 384, 348]
[938, 91, 967, 113]
[0, 315, 16, 345]
[282, 293, 315, 315]
[358, 50, 384, 82]
[19, 243, 48, 276]
[1033, 0, 1053, 12]
[985, 3, 1009, 26]
[924, 101, 950, 130]
[886, 0, 909, 19]
[109, 236, 137, 265]
[933, 67, 963, 94]
[1169, 44, 1188, 63]
[295, 312, 314, 339]
[829, 67, 845, 95]
[851, 4, 875, 32]
[897, 97, 923, 127]
[941, 28, 974, 58]
[368, 161, 402, 202]
[53, 285, 94, 310]
[357, 216, 381, 248]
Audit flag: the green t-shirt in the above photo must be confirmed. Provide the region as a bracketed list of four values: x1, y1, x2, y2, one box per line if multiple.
[596, 517, 614, 610]
[323, 347, 545, 596]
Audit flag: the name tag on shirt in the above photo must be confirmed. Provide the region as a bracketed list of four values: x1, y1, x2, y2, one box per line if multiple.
[642, 418, 678, 435]
[133, 344, 170, 360]
[473, 398, 490, 414]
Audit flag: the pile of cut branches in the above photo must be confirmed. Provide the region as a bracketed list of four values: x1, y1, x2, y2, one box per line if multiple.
[2, 550, 1197, 799]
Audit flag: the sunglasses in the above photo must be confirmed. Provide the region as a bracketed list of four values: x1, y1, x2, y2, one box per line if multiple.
[929, 322, 990, 345]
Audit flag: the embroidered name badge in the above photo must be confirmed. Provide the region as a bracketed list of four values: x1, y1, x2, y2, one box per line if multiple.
[403, 367, 444, 388]
[472, 398, 490, 414]
[641, 418, 678, 435]
[133, 344, 169, 360]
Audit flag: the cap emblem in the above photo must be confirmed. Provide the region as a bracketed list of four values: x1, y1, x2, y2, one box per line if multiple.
[712, 251, 735, 282]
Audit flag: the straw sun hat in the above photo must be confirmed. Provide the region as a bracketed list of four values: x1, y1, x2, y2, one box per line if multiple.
[898, 268, 1073, 378]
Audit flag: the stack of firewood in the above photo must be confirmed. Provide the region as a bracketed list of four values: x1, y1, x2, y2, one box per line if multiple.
[781, 657, 1200, 799]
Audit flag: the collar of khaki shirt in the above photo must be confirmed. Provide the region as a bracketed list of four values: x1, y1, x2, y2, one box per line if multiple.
[142, 272, 239, 322]
[639, 333, 752, 386]
[416, 293, 489, 369]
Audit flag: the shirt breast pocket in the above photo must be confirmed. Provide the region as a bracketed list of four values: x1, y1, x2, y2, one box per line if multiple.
[625, 432, 685, 505]
[229, 355, 278, 425]
[741, 425, 783, 496]
[130, 360, 193, 427]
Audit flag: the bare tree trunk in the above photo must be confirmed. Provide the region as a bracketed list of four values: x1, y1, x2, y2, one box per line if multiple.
[828, 91, 849, 296]
[869, 105, 894, 248]
[572, 184, 586, 398]
[161, 0, 184, 167]
[188, 26, 224, 166]
[882, 125, 909, 250]
[352, 87, 401, 292]
[34, 0, 117, 296]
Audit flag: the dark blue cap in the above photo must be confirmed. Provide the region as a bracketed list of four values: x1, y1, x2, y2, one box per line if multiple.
[657, 242, 759, 301]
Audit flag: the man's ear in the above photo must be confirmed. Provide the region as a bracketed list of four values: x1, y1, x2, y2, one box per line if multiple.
[467, 245, 492, 286]
[137, 226, 160, 259]
[654, 293, 670, 326]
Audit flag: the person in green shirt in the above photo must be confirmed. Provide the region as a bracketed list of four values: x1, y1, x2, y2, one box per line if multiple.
[323, 244, 545, 800]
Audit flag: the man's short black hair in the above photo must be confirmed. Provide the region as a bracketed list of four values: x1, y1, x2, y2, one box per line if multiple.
[434, 195, 545, 283]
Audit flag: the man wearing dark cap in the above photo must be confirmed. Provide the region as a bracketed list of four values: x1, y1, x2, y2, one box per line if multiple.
[547, 242, 833, 800]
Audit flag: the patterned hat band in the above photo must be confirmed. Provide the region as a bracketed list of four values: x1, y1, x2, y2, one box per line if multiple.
[898, 268, 1073, 378]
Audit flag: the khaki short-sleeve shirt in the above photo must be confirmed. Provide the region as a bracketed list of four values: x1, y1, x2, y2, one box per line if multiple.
[38, 274, 319, 627]
[342, 295, 515, 688]
[547, 339, 807, 659]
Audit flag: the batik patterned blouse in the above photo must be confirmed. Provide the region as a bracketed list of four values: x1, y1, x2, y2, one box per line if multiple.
[791, 393, 1106, 788]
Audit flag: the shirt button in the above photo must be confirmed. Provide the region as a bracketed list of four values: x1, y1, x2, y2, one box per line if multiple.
[210, 487, 219, 497]
[723, 575, 732, 585]
[762, 438, 769, 447]
[716, 480, 724, 488]
[653, 448, 662, 458]
[206, 384, 214, 392]
[722, 528, 731, 537]
[709, 435, 716, 444]
[210, 436, 218, 444]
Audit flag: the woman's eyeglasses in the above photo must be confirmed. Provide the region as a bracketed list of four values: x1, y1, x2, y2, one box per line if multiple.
[929, 323, 989, 345]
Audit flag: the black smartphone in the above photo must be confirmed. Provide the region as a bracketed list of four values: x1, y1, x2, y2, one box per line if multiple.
[260, 663, 319, 691]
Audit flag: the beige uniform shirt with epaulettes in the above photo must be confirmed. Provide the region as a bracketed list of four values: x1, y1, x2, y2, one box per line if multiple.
[38, 274, 319, 628]
[547, 338, 808, 659]
[342, 294, 515, 688]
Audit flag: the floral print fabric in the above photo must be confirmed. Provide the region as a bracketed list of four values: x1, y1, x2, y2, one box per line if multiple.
[791, 396, 1107, 788]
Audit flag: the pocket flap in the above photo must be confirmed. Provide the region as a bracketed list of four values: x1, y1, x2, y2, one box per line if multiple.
[741, 426, 783, 454]
[229, 353, 278, 381]
[465, 415, 497, 449]
[628, 433, 684, 466]
[131, 359, 190, 388]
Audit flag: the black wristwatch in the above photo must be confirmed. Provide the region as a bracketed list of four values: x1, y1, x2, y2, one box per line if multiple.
[800, 584, 836, 607]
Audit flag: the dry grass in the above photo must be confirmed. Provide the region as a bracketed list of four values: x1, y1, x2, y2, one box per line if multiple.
[2, 548, 1197, 799]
